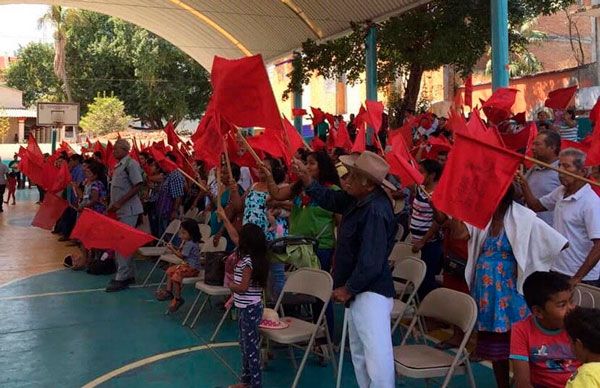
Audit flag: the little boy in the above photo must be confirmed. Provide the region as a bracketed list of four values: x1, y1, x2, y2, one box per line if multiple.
[564, 307, 600, 388]
[510, 271, 580, 388]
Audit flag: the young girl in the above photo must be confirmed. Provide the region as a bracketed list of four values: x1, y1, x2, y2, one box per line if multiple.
[218, 207, 269, 388]
[155, 219, 202, 312]
[4, 172, 17, 205]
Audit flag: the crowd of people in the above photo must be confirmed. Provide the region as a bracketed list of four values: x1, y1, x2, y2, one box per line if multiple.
[10, 101, 600, 388]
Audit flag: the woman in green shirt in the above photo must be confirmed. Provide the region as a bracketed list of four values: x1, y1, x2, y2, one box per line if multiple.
[264, 150, 340, 332]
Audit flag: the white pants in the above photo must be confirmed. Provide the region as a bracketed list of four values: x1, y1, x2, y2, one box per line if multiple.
[347, 292, 395, 388]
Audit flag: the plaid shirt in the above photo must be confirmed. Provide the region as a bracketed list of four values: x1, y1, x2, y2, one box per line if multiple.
[156, 170, 185, 216]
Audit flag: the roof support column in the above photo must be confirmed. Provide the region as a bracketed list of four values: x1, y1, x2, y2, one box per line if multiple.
[292, 53, 303, 133]
[365, 24, 377, 145]
[491, 0, 509, 90]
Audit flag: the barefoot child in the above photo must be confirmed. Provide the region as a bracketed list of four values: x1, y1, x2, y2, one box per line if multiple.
[218, 207, 269, 388]
[155, 219, 202, 312]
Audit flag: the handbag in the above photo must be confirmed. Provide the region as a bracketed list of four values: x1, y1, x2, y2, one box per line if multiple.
[204, 251, 227, 286]
[443, 255, 467, 279]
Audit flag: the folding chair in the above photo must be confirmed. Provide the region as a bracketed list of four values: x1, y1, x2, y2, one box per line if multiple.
[183, 208, 199, 220]
[181, 237, 228, 327]
[574, 283, 600, 308]
[388, 242, 421, 266]
[260, 268, 336, 388]
[140, 219, 181, 286]
[390, 257, 426, 336]
[394, 288, 477, 388]
[198, 223, 212, 243]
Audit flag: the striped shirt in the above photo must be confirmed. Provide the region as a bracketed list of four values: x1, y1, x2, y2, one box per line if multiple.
[233, 255, 263, 308]
[410, 187, 436, 241]
[559, 126, 578, 141]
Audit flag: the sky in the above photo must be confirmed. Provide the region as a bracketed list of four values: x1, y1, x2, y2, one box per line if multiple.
[0, 4, 55, 56]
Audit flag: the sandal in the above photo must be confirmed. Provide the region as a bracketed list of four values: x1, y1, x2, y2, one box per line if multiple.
[155, 289, 173, 301]
[63, 255, 73, 268]
[168, 298, 185, 312]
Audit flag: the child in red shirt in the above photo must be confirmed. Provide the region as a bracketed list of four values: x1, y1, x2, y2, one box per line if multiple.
[510, 272, 580, 388]
[4, 172, 17, 205]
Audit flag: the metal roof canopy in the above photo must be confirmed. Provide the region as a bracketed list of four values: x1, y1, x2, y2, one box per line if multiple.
[0, 0, 430, 69]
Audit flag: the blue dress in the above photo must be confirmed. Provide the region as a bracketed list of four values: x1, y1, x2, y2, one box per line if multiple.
[471, 230, 529, 333]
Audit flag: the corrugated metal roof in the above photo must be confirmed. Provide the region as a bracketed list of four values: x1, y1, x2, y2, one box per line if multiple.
[0, 0, 430, 69]
[0, 108, 37, 118]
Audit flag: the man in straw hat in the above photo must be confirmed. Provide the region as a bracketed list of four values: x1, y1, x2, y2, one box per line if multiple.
[293, 150, 397, 388]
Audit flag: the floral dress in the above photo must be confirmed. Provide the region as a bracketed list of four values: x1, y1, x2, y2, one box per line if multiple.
[472, 230, 529, 333]
[243, 188, 269, 233]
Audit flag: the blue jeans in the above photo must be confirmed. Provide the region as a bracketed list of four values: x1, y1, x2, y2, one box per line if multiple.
[314, 248, 335, 335]
[270, 263, 286, 302]
[418, 239, 443, 299]
[239, 302, 263, 388]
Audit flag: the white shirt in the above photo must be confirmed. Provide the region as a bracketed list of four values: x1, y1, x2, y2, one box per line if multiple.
[540, 184, 600, 280]
[238, 166, 253, 192]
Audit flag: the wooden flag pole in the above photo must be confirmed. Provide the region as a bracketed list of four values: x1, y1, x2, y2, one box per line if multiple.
[222, 137, 234, 181]
[236, 127, 263, 166]
[216, 163, 224, 208]
[524, 155, 600, 187]
[177, 168, 208, 192]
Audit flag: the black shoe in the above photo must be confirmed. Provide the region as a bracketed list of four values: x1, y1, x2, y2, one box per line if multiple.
[105, 279, 130, 292]
[124, 277, 136, 285]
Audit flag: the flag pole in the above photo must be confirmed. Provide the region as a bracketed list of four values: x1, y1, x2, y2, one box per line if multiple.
[222, 137, 234, 181]
[524, 155, 600, 187]
[177, 168, 208, 192]
[236, 128, 263, 166]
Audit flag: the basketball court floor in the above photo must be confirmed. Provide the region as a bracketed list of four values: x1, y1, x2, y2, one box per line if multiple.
[0, 189, 496, 387]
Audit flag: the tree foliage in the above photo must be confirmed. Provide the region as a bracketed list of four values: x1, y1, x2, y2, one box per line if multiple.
[6, 9, 211, 128]
[286, 0, 574, 119]
[0, 109, 10, 143]
[79, 94, 131, 136]
[4, 43, 63, 106]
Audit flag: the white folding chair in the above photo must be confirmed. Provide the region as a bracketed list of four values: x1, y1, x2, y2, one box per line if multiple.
[181, 237, 228, 327]
[260, 268, 336, 388]
[389, 241, 421, 265]
[140, 219, 181, 286]
[574, 283, 600, 308]
[395, 223, 405, 242]
[394, 288, 477, 388]
[199, 223, 212, 243]
[183, 208, 199, 220]
[391, 258, 426, 336]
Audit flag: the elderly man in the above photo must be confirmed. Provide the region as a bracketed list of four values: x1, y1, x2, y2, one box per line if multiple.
[295, 151, 397, 388]
[524, 130, 561, 225]
[106, 139, 144, 292]
[519, 148, 600, 286]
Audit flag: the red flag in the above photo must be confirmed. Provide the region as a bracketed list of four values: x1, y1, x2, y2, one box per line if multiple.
[467, 109, 504, 147]
[211, 54, 283, 132]
[464, 75, 473, 108]
[247, 130, 287, 160]
[59, 141, 75, 156]
[130, 138, 141, 163]
[365, 100, 384, 133]
[589, 98, 600, 124]
[93, 141, 104, 157]
[32, 193, 69, 230]
[512, 112, 526, 125]
[545, 86, 577, 110]
[524, 122, 539, 168]
[47, 162, 72, 193]
[351, 124, 367, 153]
[500, 126, 532, 151]
[334, 121, 352, 151]
[192, 109, 227, 168]
[149, 147, 179, 173]
[385, 150, 424, 186]
[585, 123, 600, 166]
[310, 107, 326, 126]
[292, 108, 307, 117]
[311, 137, 327, 151]
[481, 88, 518, 124]
[71, 209, 154, 257]
[27, 134, 43, 161]
[164, 121, 183, 149]
[432, 132, 523, 229]
[103, 141, 117, 172]
[423, 135, 453, 160]
[283, 117, 305, 159]
[354, 105, 368, 129]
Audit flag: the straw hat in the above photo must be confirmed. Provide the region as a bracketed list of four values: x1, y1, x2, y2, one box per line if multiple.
[259, 308, 289, 330]
[339, 151, 396, 191]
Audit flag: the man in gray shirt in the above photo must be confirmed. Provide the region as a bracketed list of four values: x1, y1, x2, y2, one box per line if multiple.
[525, 130, 561, 225]
[106, 139, 144, 292]
[0, 157, 8, 213]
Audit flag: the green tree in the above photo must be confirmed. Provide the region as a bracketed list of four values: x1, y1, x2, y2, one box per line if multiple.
[64, 10, 210, 128]
[79, 94, 131, 136]
[0, 110, 10, 143]
[286, 0, 574, 124]
[4, 43, 62, 106]
[38, 6, 73, 101]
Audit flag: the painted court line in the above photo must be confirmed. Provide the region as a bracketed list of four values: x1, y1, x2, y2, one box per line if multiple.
[82, 341, 239, 388]
[0, 283, 160, 301]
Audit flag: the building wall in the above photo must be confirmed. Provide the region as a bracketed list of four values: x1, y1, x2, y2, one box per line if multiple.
[0, 86, 24, 109]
